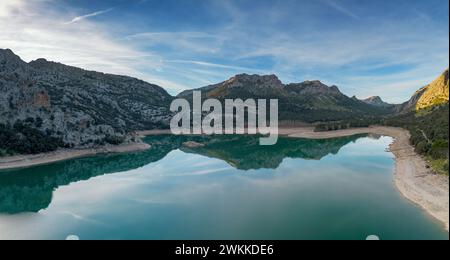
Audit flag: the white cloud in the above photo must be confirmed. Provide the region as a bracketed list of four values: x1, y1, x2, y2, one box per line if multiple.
[64, 8, 114, 25]
[165, 59, 264, 73]
[0, 0, 24, 17]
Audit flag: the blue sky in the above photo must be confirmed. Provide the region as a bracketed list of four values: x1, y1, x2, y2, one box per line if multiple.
[1, 0, 448, 102]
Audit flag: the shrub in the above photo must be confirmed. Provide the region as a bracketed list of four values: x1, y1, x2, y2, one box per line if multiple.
[0, 123, 65, 155]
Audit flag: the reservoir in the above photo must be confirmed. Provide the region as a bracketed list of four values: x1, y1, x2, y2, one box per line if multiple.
[0, 135, 448, 240]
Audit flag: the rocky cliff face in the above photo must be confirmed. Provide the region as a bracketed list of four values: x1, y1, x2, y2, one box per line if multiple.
[0, 49, 173, 148]
[415, 69, 449, 110]
[397, 69, 449, 113]
[179, 74, 391, 122]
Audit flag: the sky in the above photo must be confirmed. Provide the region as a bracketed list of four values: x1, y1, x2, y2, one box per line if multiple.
[0, 0, 448, 103]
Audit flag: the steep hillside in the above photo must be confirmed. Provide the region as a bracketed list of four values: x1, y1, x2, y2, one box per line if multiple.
[387, 69, 449, 174]
[416, 69, 449, 110]
[398, 69, 449, 113]
[0, 49, 172, 155]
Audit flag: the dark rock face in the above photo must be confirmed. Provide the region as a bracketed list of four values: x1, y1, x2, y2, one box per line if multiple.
[0, 49, 173, 148]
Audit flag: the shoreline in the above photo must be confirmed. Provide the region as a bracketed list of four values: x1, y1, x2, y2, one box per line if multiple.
[1, 126, 448, 231]
[0, 142, 150, 171]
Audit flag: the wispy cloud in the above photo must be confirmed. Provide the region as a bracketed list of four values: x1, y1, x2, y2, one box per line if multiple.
[165, 59, 264, 73]
[322, 0, 360, 20]
[126, 31, 224, 54]
[64, 8, 114, 25]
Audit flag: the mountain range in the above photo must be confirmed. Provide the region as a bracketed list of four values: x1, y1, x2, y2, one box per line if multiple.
[0, 48, 448, 155]
[178, 73, 393, 122]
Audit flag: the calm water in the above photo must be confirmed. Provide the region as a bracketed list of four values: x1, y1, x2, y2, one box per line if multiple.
[0, 135, 448, 240]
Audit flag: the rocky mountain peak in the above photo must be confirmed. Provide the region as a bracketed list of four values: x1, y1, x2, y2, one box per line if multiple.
[28, 58, 80, 74]
[286, 80, 342, 95]
[362, 96, 392, 108]
[29, 58, 50, 66]
[225, 74, 284, 89]
[0, 49, 27, 71]
[364, 96, 383, 103]
[330, 85, 341, 94]
[366, 96, 383, 102]
[0, 49, 17, 60]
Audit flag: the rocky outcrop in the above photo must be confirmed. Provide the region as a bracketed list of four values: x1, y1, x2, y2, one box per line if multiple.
[397, 69, 449, 113]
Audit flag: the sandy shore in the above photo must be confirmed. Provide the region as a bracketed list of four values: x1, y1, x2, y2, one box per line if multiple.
[136, 129, 172, 137]
[0, 142, 150, 171]
[1, 126, 448, 231]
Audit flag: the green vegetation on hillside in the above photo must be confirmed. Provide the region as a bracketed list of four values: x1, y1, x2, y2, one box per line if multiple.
[385, 104, 449, 174]
[0, 120, 65, 156]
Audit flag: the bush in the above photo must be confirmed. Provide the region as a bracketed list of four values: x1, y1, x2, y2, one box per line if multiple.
[415, 141, 431, 154]
[104, 135, 125, 145]
[0, 123, 65, 155]
[430, 139, 449, 159]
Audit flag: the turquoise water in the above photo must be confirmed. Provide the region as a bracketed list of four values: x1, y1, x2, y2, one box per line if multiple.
[0, 135, 448, 240]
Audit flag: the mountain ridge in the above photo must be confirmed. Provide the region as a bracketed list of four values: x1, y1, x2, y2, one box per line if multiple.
[178, 73, 393, 122]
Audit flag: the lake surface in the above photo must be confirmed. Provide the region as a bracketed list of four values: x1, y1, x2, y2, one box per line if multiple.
[0, 135, 448, 240]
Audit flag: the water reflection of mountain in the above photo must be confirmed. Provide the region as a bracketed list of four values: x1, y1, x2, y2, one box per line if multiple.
[0, 135, 182, 214]
[0, 134, 366, 214]
[181, 134, 366, 170]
